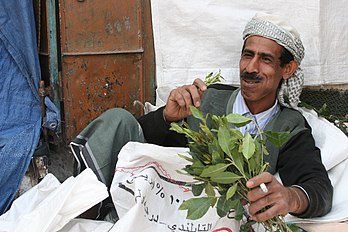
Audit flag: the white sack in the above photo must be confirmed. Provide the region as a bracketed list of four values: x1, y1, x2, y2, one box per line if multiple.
[285, 107, 348, 224]
[110, 142, 241, 232]
[298, 107, 348, 170]
[0, 168, 108, 232]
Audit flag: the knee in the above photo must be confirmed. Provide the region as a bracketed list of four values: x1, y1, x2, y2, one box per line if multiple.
[101, 108, 138, 127]
[101, 108, 143, 141]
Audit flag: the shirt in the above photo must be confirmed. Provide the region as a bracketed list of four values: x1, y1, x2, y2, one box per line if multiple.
[232, 90, 280, 135]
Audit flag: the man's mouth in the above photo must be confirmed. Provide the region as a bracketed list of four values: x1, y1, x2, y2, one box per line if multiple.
[240, 72, 262, 85]
[242, 78, 261, 85]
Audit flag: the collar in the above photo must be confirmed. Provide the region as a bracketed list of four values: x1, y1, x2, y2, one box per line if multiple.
[233, 90, 280, 133]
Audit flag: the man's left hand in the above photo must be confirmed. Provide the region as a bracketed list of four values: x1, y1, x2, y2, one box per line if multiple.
[246, 172, 308, 222]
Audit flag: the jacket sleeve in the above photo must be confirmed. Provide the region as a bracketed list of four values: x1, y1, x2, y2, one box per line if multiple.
[137, 106, 188, 147]
[277, 121, 333, 218]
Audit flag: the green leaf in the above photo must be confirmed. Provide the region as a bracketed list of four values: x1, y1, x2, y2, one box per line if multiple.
[229, 128, 244, 140]
[206, 71, 213, 79]
[200, 123, 213, 139]
[241, 133, 255, 160]
[189, 144, 209, 161]
[190, 106, 205, 121]
[264, 131, 290, 147]
[287, 223, 303, 232]
[216, 194, 234, 217]
[189, 160, 205, 176]
[179, 197, 212, 220]
[261, 162, 269, 173]
[211, 151, 222, 164]
[170, 122, 202, 142]
[205, 182, 216, 197]
[192, 183, 205, 196]
[248, 156, 257, 175]
[226, 114, 252, 127]
[226, 183, 238, 200]
[208, 138, 225, 164]
[231, 198, 244, 220]
[210, 196, 217, 207]
[169, 122, 185, 134]
[178, 153, 194, 163]
[262, 144, 269, 156]
[204, 70, 224, 86]
[217, 126, 234, 158]
[240, 220, 257, 232]
[228, 146, 244, 173]
[200, 163, 230, 177]
[210, 171, 242, 184]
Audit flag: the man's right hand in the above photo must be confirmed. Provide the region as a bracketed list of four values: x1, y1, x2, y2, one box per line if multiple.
[163, 78, 207, 123]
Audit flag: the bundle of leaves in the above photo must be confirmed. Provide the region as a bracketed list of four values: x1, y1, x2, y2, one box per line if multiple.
[170, 106, 294, 232]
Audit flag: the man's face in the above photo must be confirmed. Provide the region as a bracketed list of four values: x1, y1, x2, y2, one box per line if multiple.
[239, 35, 287, 113]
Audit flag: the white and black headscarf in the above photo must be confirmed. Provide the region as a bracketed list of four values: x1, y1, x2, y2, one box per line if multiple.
[243, 13, 305, 109]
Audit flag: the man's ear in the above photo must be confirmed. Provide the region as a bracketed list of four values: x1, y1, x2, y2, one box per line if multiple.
[282, 60, 298, 80]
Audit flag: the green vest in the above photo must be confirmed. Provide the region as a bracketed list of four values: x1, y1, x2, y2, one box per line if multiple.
[187, 87, 307, 174]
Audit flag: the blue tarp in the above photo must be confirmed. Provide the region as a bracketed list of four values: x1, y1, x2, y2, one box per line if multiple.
[0, 0, 42, 214]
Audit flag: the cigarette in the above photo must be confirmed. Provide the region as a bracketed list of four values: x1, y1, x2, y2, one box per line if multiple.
[260, 183, 268, 193]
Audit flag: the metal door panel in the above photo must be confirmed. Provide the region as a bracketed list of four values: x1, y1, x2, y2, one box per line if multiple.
[60, 0, 142, 53]
[62, 54, 142, 140]
[59, 0, 155, 142]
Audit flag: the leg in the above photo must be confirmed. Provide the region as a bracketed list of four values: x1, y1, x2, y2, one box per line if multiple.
[70, 108, 145, 188]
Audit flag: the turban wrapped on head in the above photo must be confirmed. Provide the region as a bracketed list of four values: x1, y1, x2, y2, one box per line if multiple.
[242, 13, 305, 109]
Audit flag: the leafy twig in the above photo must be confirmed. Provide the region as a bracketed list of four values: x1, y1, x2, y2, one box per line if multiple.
[204, 70, 225, 86]
[170, 106, 294, 231]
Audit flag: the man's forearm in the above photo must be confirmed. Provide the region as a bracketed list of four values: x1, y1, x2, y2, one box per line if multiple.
[137, 106, 187, 147]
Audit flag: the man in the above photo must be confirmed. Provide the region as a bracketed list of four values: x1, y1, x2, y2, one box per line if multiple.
[71, 13, 333, 222]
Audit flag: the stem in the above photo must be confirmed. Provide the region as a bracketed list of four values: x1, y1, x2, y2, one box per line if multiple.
[253, 119, 265, 171]
[226, 157, 248, 180]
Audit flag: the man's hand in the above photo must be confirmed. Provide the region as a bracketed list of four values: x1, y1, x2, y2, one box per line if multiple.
[246, 172, 309, 222]
[163, 79, 207, 123]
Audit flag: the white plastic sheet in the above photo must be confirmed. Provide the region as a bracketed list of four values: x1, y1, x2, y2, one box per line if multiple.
[0, 169, 108, 232]
[58, 219, 113, 232]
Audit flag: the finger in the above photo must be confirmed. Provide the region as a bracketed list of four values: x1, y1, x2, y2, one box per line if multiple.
[249, 188, 291, 221]
[248, 193, 274, 216]
[178, 87, 195, 109]
[251, 205, 275, 222]
[251, 203, 287, 222]
[247, 183, 270, 202]
[246, 172, 273, 189]
[169, 86, 194, 107]
[185, 85, 202, 107]
[193, 78, 207, 92]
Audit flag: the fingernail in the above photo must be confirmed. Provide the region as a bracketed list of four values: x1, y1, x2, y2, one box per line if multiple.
[246, 181, 253, 188]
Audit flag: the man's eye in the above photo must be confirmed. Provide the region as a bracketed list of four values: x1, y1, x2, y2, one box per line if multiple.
[262, 57, 272, 63]
[242, 53, 252, 58]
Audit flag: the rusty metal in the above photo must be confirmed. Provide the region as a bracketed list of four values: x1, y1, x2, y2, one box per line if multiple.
[62, 54, 143, 140]
[59, 0, 155, 142]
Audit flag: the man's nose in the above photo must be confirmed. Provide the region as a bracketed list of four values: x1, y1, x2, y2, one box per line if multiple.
[245, 57, 260, 73]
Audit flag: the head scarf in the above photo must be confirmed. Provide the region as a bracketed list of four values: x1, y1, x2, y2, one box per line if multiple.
[242, 13, 305, 109]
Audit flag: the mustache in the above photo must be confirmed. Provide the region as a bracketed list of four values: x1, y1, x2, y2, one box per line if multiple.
[240, 72, 263, 81]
